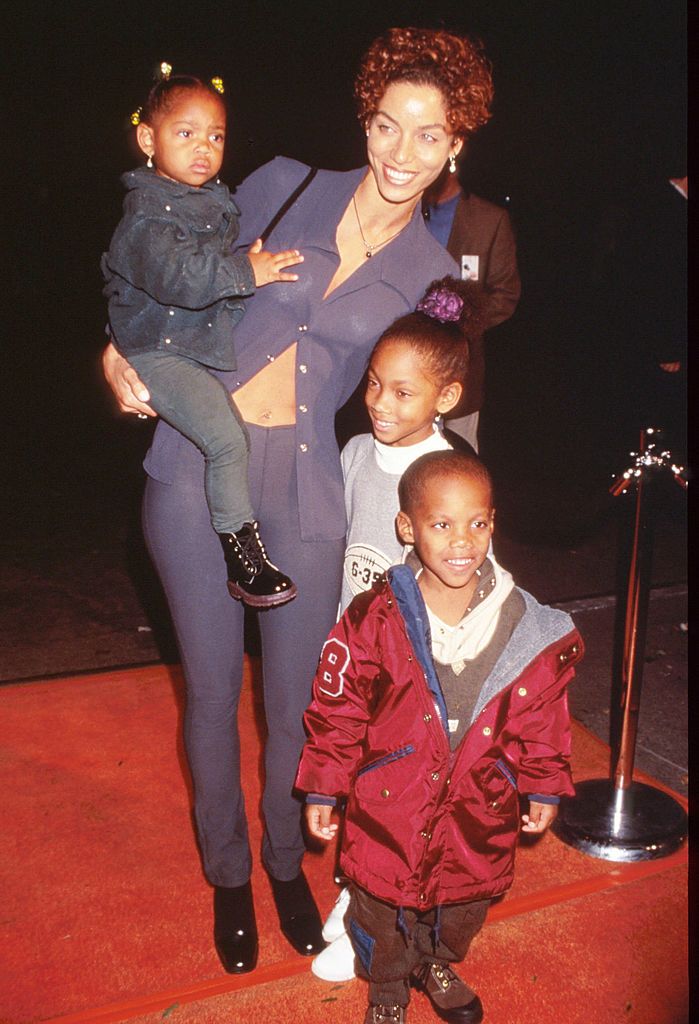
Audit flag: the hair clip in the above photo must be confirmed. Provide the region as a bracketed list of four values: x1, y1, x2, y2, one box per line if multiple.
[158, 61, 173, 80]
[211, 76, 224, 95]
[417, 287, 464, 323]
[130, 106, 142, 126]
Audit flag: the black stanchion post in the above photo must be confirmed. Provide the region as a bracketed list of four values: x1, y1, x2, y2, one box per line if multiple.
[552, 428, 687, 861]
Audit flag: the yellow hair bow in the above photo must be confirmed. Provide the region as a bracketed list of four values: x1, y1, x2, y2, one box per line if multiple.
[211, 76, 224, 95]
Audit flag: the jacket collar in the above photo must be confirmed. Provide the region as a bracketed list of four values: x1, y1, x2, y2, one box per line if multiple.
[387, 563, 449, 731]
[120, 165, 227, 201]
[472, 590, 576, 718]
[385, 565, 577, 725]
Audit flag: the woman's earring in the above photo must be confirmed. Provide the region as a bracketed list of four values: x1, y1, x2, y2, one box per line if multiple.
[147, 155, 153, 169]
[448, 153, 457, 174]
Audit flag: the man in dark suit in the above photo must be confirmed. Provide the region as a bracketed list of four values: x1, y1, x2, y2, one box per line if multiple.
[424, 164, 521, 449]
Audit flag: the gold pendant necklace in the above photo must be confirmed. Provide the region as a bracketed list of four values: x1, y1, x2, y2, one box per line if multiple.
[352, 195, 406, 258]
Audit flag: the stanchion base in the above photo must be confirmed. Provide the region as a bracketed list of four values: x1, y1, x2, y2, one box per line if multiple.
[552, 778, 687, 862]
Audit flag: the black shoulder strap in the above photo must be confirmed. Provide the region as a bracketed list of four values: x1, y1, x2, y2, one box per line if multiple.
[259, 167, 318, 244]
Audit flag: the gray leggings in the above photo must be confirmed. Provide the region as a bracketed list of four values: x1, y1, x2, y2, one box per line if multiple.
[130, 350, 254, 533]
[143, 424, 344, 886]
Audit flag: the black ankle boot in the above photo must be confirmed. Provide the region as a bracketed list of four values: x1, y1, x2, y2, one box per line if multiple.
[269, 871, 325, 956]
[220, 522, 297, 608]
[213, 882, 259, 974]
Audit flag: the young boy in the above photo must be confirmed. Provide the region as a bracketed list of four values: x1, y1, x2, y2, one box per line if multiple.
[296, 450, 583, 1024]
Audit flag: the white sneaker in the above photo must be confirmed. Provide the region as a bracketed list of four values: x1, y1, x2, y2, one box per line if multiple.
[322, 885, 351, 942]
[311, 930, 356, 982]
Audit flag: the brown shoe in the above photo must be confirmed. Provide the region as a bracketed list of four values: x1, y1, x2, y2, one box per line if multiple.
[363, 1006, 406, 1024]
[412, 962, 483, 1023]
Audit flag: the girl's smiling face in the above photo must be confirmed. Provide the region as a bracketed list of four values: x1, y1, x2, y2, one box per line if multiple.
[365, 339, 461, 447]
[136, 88, 226, 187]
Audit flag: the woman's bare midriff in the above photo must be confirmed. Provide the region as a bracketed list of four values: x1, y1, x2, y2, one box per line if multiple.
[231, 183, 414, 428]
[232, 343, 298, 426]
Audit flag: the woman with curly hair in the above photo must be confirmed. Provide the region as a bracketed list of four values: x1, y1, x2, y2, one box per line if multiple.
[102, 27, 493, 980]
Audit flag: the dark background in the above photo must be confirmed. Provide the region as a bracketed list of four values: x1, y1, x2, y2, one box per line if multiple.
[1, 0, 687, 677]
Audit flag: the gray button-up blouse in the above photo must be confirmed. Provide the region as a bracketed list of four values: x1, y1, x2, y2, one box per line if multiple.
[144, 157, 458, 542]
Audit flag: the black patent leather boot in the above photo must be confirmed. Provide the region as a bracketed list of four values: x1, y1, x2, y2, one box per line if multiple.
[220, 522, 297, 608]
[213, 882, 259, 974]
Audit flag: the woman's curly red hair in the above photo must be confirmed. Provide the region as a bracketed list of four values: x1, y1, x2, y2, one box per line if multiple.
[354, 27, 493, 139]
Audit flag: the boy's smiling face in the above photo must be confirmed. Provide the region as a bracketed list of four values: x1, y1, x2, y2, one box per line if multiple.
[396, 471, 494, 611]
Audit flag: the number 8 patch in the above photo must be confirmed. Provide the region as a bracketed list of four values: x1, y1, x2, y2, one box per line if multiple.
[318, 638, 351, 697]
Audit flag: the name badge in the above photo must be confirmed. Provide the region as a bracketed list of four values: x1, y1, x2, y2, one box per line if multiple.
[461, 255, 479, 281]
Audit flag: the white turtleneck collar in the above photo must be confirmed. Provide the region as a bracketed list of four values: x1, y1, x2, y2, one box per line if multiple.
[373, 423, 451, 475]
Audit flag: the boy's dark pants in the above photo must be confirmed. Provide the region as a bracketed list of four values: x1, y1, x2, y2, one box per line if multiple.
[348, 884, 489, 1008]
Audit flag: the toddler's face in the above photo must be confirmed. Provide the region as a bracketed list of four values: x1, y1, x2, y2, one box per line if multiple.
[138, 89, 226, 187]
[397, 472, 494, 602]
[365, 340, 459, 447]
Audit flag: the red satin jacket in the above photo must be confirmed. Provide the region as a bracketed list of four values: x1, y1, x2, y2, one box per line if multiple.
[296, 566, 583, 909]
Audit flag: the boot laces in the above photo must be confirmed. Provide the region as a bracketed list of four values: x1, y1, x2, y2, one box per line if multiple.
[235, 522, 268, 574]
[372, 1007, 403, 1024]
[416, 960, 458, 991]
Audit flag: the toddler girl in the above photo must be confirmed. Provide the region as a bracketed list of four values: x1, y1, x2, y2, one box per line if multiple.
[315, 275, 485, 982]
[102, 65, 301, 607]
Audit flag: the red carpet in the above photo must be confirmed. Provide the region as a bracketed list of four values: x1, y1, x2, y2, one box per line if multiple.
[0, 662, 688, 1024]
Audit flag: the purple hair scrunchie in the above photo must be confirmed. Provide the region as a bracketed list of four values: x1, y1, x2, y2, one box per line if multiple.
[416, 287, 464, 323]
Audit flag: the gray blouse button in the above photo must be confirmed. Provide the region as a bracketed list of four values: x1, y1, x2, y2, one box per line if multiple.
[266, 354, 275, 362]
[298, 324, 308, 332]
[299, 404, 308, 413]
[299, 364, 308, 373]
[168, 309, 175, 316]
[299, 443, 308, 452]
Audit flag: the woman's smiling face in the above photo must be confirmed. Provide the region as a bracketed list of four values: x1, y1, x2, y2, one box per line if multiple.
[365, 80, 462, 208]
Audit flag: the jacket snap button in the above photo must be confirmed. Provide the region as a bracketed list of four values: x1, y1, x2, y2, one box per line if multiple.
[518, 687, 527, 696]
[559, 652, 568, 663]
[431, 772, 439, 781]
[381, 788, 390, 798]
[423, 713, 432, 723]
[482, 726, 492, 736]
